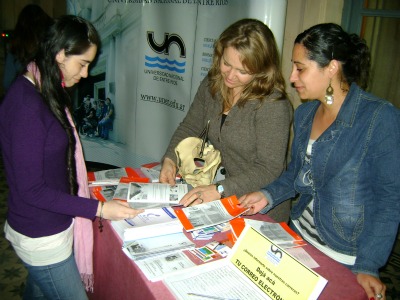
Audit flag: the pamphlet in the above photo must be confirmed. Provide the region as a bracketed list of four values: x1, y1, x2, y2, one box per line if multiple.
[88, 167, 149, 186]
[175, 195, 248, 232]
[122, 232, 195, 261]
[111, 177, 148, 201]
[163, 225, 328, 300]
[91, 185, 117, 202]
[134, 250, 197, 282]
[127, 182, 190, 209]
[230, 218, 306, 248]
[140, 162, 182, 183]
[110, 207, 182, 241]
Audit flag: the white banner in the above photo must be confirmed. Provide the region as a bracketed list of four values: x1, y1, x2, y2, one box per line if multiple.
[68, 0, 287, 167]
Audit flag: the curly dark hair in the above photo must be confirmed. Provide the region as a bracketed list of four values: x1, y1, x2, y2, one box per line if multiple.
[295, 23, 370, 89]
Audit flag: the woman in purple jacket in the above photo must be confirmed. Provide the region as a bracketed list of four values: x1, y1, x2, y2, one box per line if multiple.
[0, 15, 143, 299]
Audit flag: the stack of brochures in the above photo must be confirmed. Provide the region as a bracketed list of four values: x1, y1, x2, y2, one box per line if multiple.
[110, 207, 195, 278]
[111, 207, 182, 242]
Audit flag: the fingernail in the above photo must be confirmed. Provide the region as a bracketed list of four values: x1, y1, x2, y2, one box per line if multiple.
[370, 298, 375, 300]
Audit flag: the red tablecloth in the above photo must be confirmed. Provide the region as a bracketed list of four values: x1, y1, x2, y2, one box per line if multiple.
[88, 214, 367, 300]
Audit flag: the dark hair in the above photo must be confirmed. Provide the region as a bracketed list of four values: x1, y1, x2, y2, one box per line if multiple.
[208, 18, 287, 110]
[295, 23, 370, 89]
[9, 4, 53, 68]
[35, 15, 101, 195]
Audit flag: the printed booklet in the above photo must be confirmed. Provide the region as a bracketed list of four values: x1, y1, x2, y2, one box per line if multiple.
[127, 182, 190, 209]
[175, 195, 248, 232]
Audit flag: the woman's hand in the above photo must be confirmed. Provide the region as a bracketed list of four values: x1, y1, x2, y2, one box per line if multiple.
[238, 191, 269, 215]
[96, 200, 144, 221]
[356, 273, 386, 300]
[159, 157, 177, 185]
[179, 184, 221, 207]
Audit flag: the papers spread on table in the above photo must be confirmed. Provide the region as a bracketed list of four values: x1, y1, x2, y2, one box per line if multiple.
[133, 240, 230, 282]
[111, 207, 182, 242]
[127, 182, 190, 209]
[163, 224, 328, 300]
[175, 195, 248, 232]
[87, 167, 149, 186]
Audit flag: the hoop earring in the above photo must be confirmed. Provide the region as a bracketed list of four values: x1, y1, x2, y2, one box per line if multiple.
[325, 80, 334, 105]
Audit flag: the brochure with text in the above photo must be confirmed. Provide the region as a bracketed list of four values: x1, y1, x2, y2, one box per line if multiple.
[87, 167, 149, 186]
[127, 182, 190, 209]
[135, 250, 197, 282]
[229, 218, 306, 248]
[91, 185, 117, 202]
[122, 232, 195, 261]
[111, 207, 182, 242]
[175, 195, 248, 232]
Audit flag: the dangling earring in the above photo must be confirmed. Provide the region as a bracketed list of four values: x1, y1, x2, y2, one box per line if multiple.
[325, 80, 334, 105]
[60, 71, 65, 88]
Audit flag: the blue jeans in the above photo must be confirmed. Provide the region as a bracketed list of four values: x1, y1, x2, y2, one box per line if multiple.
[23, 254, 88, 300]
[98, 118, 113, 139]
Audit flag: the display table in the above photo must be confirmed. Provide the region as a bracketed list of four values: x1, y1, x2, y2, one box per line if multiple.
[88, 213, 367, 300]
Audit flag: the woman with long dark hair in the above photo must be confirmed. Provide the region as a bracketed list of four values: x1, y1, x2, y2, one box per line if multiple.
[0, 15, 143, 299]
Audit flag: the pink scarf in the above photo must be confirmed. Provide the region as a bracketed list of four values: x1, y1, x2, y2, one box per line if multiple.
[66, 110, 94, 292]
[27, 62, 94, 292]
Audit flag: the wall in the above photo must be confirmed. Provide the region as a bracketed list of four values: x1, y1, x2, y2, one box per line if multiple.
[282, 0, 344, 109]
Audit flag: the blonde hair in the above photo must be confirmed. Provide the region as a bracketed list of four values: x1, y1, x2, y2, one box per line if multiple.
[208, 18, 287, 111]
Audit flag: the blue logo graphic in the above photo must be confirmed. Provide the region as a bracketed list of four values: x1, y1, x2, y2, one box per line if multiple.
[266, 245, 283, 265]
[146, 31, 186, 74]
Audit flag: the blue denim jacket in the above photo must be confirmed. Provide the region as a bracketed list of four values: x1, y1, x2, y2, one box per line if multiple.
[261, 83, 400, 277]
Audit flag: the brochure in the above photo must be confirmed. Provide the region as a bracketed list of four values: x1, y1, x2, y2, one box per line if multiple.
[87, 167, 149, 186]
[229, 218, 306, 248]
[91, 185, 117, 202]
[122, 232, 195, 261]
[127, 182, 190, 209]
[175, 195, 248, 232]
[111, 207, 181, 242]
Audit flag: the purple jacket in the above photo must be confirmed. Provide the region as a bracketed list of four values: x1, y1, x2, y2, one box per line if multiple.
[0, 76, 98, 238]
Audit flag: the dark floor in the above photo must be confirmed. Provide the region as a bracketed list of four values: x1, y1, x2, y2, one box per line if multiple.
[0, 161, 399, 299]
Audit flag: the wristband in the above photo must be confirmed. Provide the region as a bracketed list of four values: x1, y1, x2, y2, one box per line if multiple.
[98, 201, 104, 232]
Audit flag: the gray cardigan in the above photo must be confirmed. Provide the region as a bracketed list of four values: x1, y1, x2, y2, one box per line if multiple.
[164, 77, 293, 222]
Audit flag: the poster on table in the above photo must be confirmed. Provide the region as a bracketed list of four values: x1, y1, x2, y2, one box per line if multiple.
[67, 0, 287, 168]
